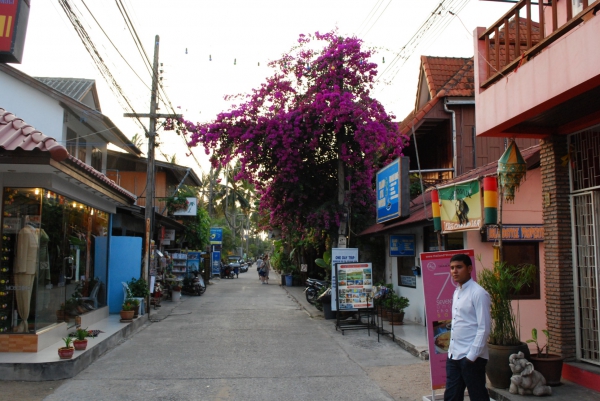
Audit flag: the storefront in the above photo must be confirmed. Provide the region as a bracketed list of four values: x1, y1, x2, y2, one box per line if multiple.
[0, 108, 136, 352]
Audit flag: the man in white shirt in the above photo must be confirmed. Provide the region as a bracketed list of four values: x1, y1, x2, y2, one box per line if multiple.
[444, 254, 491, 401]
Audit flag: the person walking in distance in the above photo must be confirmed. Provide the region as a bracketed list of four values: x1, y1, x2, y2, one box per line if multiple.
[444, 253, 491, 401]
[261, 254, 271, 285]
[256, 255, 264, 281]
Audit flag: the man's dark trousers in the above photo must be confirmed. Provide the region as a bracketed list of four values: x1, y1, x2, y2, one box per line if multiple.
[444, 357, 490, 401]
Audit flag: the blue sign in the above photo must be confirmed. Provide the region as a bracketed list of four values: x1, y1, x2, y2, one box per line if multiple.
[390, 234, 415, 257]
[209, 227, 223, 244]
[211, 251, 221, 276]
[376, 158, 400, 223]
[186, 252, 202, 274]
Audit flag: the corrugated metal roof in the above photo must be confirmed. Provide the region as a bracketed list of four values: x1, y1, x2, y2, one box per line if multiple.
[34, 77, 95, 103]
[0, 107, 136, 203]
[359, 144, 541, 236]
[0, 107, 69, 161]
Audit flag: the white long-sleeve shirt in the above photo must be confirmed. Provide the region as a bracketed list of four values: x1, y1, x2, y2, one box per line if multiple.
[447, 279, 491, 361]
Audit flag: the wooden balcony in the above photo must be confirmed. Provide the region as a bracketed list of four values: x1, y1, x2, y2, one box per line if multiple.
[479, 0, 600, 88]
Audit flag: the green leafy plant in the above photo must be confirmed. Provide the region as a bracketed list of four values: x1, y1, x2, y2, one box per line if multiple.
[314, 285, 330, 312]
[127, 277, 150, 298]
[122, 299, 135, 311]
[526, 328, 550, 357]
[392, 295, 410, 313]
[75, 327, 89, 341]
[62, 337, 73, 349]
[477, 259, 536, 346]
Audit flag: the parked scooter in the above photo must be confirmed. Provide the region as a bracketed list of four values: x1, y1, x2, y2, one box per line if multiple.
[305, 278, 328, 304]
[220, 263, 236, 279]
[182, 271, 206, 295]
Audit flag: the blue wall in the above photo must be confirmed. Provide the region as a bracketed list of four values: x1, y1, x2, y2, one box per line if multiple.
[108, 236, 142, 313]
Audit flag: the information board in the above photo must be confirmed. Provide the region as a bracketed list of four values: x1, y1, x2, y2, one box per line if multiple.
[331, 248, 358, 311]
[336, 263, 373, 310]
[390, 234, 415, 257]
[211, 251, 221, 276]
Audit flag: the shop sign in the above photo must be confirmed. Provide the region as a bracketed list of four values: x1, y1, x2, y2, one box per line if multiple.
[400, 275, 416, 287]
[376, 157, 410, 223]
[389, 234, 415, 257]
[420, 249, 475, 390]
[336, 263, 373, 310]
[164, 229, 175, 241]
[484, 225, 544, 242]
[331, 248, 358, 311]
[211, 251, 221, 276]
[209, 227, 223, 244]
[438, 178, 482, 233]
[173, 197, 197, 216]
[0, 0, 29, 64]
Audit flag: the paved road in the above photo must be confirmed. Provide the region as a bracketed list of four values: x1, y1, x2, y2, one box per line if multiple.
[40, 270, 424, 401]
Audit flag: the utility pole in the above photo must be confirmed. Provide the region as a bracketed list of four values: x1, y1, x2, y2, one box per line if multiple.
[124, 35, 180, 312]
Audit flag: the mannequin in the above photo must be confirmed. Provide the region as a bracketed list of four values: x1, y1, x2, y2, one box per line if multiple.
[14, 217, 40, 332]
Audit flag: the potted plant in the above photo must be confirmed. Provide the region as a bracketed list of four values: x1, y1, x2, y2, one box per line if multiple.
[526, 328, 564, 386]
[73, 327, 89, 350]
[58, 337, 75, 359]
[389, 294, 410, 325]
[171, 284, 182, 302]
[477, 260, 536, 389]
[120, 299, 135, 321]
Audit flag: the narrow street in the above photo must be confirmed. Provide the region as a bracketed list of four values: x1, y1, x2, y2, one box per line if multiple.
[35, 269, 429, 401]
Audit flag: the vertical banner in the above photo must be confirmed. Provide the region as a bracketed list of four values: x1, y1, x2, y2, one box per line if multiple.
[336, 263, 373, 310]
[438, 179, 482, 233]
[331, 248, 358, 311]
[186, 252, 201, 273]
[211, 251, 221, 276]
[420, 249, 475, 390]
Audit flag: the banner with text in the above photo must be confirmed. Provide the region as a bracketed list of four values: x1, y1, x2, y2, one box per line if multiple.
[420, 249, 475, 390]
[438, 179, 482, 233]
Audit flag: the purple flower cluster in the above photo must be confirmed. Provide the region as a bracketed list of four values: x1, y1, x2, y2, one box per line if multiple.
[178, 30, 408, 245]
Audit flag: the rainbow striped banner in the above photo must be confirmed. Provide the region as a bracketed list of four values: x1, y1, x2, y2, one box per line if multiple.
[431, 190, 441, 232]
[483, 176, 498, 225]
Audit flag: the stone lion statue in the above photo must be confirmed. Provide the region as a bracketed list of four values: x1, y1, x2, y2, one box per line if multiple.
[508, 351, 552, 396]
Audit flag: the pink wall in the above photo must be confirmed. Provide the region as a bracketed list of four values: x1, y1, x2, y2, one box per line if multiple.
[475, 12, 600, 138]
[467, 167, 546, 349]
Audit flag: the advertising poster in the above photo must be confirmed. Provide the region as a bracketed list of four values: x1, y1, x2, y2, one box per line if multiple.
[420, 249, 475, 390]
[331, 248, 358, 311]
[211, 251, 221, 276]
[437, 179, 482, 233]
[186, 252, 201, 273]
[336, 263, 373, 310]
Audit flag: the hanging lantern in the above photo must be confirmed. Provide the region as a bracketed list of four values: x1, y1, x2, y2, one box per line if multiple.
[498, 140, 526, 203]
[483, 176, 498, 225]
[431, 189, 441, 232]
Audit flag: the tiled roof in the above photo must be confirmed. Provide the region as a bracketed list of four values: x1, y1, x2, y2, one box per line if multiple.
[35, 77, 95, 104]
[398, 56, 474, 135]
[359, 144, 541, 236]
[0, 108, 69, 161]
[0, 107, 136, 202]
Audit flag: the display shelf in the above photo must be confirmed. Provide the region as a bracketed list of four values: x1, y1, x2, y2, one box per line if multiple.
[170, 252, 188, 278]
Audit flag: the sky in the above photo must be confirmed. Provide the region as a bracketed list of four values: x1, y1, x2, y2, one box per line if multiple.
[12, 0, 513, 177]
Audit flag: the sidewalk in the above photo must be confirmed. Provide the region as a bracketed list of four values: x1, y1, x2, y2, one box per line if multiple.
[278, 271, 600, 401]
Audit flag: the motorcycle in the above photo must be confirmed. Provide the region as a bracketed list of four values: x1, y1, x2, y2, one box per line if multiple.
[305, 278, 328, 304]
[220, 264, 236, 279]
[182, 271, 206, 295]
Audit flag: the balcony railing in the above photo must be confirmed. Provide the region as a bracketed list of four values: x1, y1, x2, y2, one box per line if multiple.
[479, 0, 600, 88]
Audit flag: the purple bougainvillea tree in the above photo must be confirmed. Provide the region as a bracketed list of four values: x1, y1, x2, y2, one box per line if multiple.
[174, 30, 408, 248]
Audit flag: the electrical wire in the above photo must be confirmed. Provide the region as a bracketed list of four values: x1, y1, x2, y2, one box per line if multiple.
[362, 0, 394, 38]
[355, 0, 385, 37]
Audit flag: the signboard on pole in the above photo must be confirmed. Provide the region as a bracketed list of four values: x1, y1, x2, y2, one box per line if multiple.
[0, 0, 30, 64]
[336, 263, 373, 310]
[331, 248, 358, 311]
[209, 227, 223, 244]
[420, 249, 475, 390]
[376, 157, 410, 223]
[211, 251, 221, 276]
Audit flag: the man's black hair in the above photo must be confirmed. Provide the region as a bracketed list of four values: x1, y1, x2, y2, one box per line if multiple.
[449, 253, 472, 266]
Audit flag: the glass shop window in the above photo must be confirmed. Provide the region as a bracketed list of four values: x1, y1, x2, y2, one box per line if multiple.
[423, 226, 464, 252]
[502, 242, 541, 300]
[397, 257, 416, 288]
[0, 188, 109, 334]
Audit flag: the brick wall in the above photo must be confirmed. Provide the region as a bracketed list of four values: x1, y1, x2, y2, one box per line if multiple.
[540, 135, 575, 358]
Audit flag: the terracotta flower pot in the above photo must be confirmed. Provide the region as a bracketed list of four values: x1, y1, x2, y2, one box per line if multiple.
[530, 354, 564, 386]
[73, 339, 88, 351]
[120, 310, 134, 321]
[389, 311, 405, 325]
[58, 347, 74, 359]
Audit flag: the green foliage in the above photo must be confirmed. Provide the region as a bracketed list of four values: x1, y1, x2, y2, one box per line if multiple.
[62, 337, 73, 348]
[526, 328, 551, 357]
[392, 295, 410, 313]
[315, 250, 332, 269]
[477, 258, 536, 345]
[75, 327, 89, 341]
[122, 299, 135, 311]
[127, 277, 150, 298]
